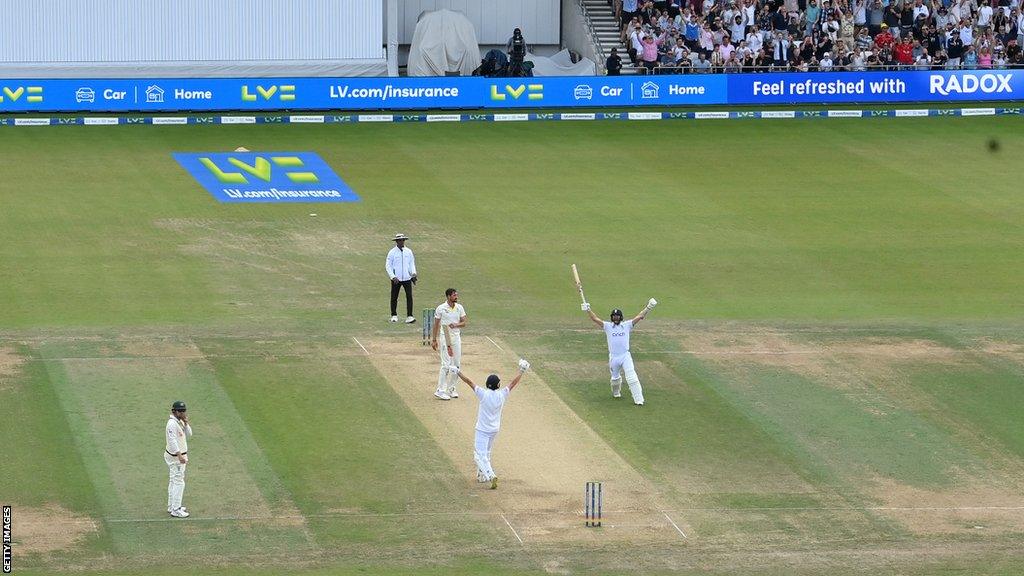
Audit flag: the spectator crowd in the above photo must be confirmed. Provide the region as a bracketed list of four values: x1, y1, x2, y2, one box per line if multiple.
[604, 0, 1024, 73]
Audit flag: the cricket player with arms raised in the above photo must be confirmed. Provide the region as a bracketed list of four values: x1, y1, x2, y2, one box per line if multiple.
[582, 299, 657, 405]
[431, 288, 467, 400]
[449, 358, 531, 489]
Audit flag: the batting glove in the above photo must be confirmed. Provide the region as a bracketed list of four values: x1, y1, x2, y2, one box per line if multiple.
[646, 298, 658, 309]
[448, 365, 460, 376]
[518, 358, 530, 373]
[581, 302, 591, 311]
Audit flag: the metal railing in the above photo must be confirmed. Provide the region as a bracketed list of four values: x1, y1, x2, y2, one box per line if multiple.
[575, 0, 608, 75]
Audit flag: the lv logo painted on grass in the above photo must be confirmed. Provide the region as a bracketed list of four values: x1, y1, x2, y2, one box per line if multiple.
[173, 151, 357, 203]
[199, 156, 319, 184]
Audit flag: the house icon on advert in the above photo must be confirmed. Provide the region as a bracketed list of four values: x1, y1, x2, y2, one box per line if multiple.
[640, 81, 659, 99]
[145, 85, 165, 103]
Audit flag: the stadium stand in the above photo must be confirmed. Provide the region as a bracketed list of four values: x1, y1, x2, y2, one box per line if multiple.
[580, 0, 1024, 73]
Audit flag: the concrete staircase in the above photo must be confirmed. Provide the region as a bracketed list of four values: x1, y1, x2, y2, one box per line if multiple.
[580, 0, 642, 74]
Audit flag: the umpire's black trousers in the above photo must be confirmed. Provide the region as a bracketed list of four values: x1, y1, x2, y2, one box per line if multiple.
[390, 280, 414, 317]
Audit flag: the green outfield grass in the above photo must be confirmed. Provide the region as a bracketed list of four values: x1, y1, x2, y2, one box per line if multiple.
[2, 117, 1024, 575]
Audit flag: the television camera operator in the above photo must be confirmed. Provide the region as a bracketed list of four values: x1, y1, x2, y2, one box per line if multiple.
[506, 28, 530, 77]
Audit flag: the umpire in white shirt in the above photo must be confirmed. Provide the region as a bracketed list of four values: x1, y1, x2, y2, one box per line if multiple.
[385, 233, 418, 323]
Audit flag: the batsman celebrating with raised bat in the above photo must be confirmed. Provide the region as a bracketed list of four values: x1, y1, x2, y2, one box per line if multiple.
[575, 264, 656, 405]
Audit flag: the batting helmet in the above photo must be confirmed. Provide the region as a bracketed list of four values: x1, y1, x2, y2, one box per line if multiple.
[486, 374, 501, 390]
[610, 308, 623, 320]
[171, 400, 187, 411]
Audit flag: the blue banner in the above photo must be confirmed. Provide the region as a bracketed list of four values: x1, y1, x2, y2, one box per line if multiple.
[727, 69, 1021, 104]
[0, 70, 1021, 112]
[0, 76, 724, 112]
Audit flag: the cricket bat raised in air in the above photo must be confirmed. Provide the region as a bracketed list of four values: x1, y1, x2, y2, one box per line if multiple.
[571, 264, 587, 304]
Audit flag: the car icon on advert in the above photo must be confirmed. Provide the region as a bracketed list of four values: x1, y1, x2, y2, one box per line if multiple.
[75, 87, 96, 103]
[573, 84, 593, 100]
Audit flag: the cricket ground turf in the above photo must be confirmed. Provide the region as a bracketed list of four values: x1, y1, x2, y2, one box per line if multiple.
[2, 116, 1024, 575]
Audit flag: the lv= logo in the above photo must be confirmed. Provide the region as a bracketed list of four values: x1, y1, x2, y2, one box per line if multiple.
[200, 156, 318, 184]
[0, 86, 43, 103]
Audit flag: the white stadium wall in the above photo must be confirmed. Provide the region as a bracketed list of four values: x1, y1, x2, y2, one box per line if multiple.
[0, 0, 387, 77]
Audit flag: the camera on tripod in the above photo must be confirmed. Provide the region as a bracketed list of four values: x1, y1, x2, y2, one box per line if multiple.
[507, 28, 528, 77]
[510, 28, 526, 61]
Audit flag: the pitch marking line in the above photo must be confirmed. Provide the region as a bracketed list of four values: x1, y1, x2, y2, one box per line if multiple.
[352, 337, 370, 355]
[662, 511, 688, 539]
[98, 504, 1024, 524]
[501, 513, 524, 545]
[665, 506, 1024, 512]
[485, 336, 504, 351]
[11, 324, 1023, 342]
[28, 349, 942, 361]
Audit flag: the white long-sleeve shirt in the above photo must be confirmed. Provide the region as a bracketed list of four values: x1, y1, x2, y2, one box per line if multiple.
[165, 416, 192, 455]
[385, 246, 417, 281]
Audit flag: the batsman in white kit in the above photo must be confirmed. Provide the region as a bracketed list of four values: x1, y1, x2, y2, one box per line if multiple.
[431, 288, 466, 400]
[164, 400, 192, 518]
[449, 359, 530, 489]
[583, 299, 657, 405]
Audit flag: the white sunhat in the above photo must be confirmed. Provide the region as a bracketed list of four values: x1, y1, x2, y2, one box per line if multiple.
[393, 233, 409, 241]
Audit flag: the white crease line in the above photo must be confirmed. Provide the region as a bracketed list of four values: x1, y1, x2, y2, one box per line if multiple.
[27, 349, 946, 361]
[662, 511, 688, 539]
[352, 337, 369, 355]
[485, 336, 504, 351]
[95, 504, 1024, 524]
[666, 506, 1024, 512]
[881, 505, 1024, 511]
[108, 516, 275, 523]
[10, 325, 1018, 342]
[501, 513, 524, 545]
[107, 511, 508, 523]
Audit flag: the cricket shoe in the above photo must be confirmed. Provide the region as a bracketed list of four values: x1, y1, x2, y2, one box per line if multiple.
[405, 316, 416, 323]
[490, 476, 499, 490]
[448, 387, 459, 398]
[169, 508, 190, 518]
[167, 506, 188, 514]
[611, 380, 622, 398]
[390, 316, 398, 323]
[477, 471, 489, 483]
[434, 390, 451, 400]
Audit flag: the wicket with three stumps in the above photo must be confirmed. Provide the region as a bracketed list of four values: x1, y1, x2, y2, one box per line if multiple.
[585, 481, 602, 527]
[421, 308, 432, 345]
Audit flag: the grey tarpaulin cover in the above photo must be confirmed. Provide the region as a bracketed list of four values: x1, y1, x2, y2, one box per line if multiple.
[407, 9, 481, 77]
[526, 49, 596, 76]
